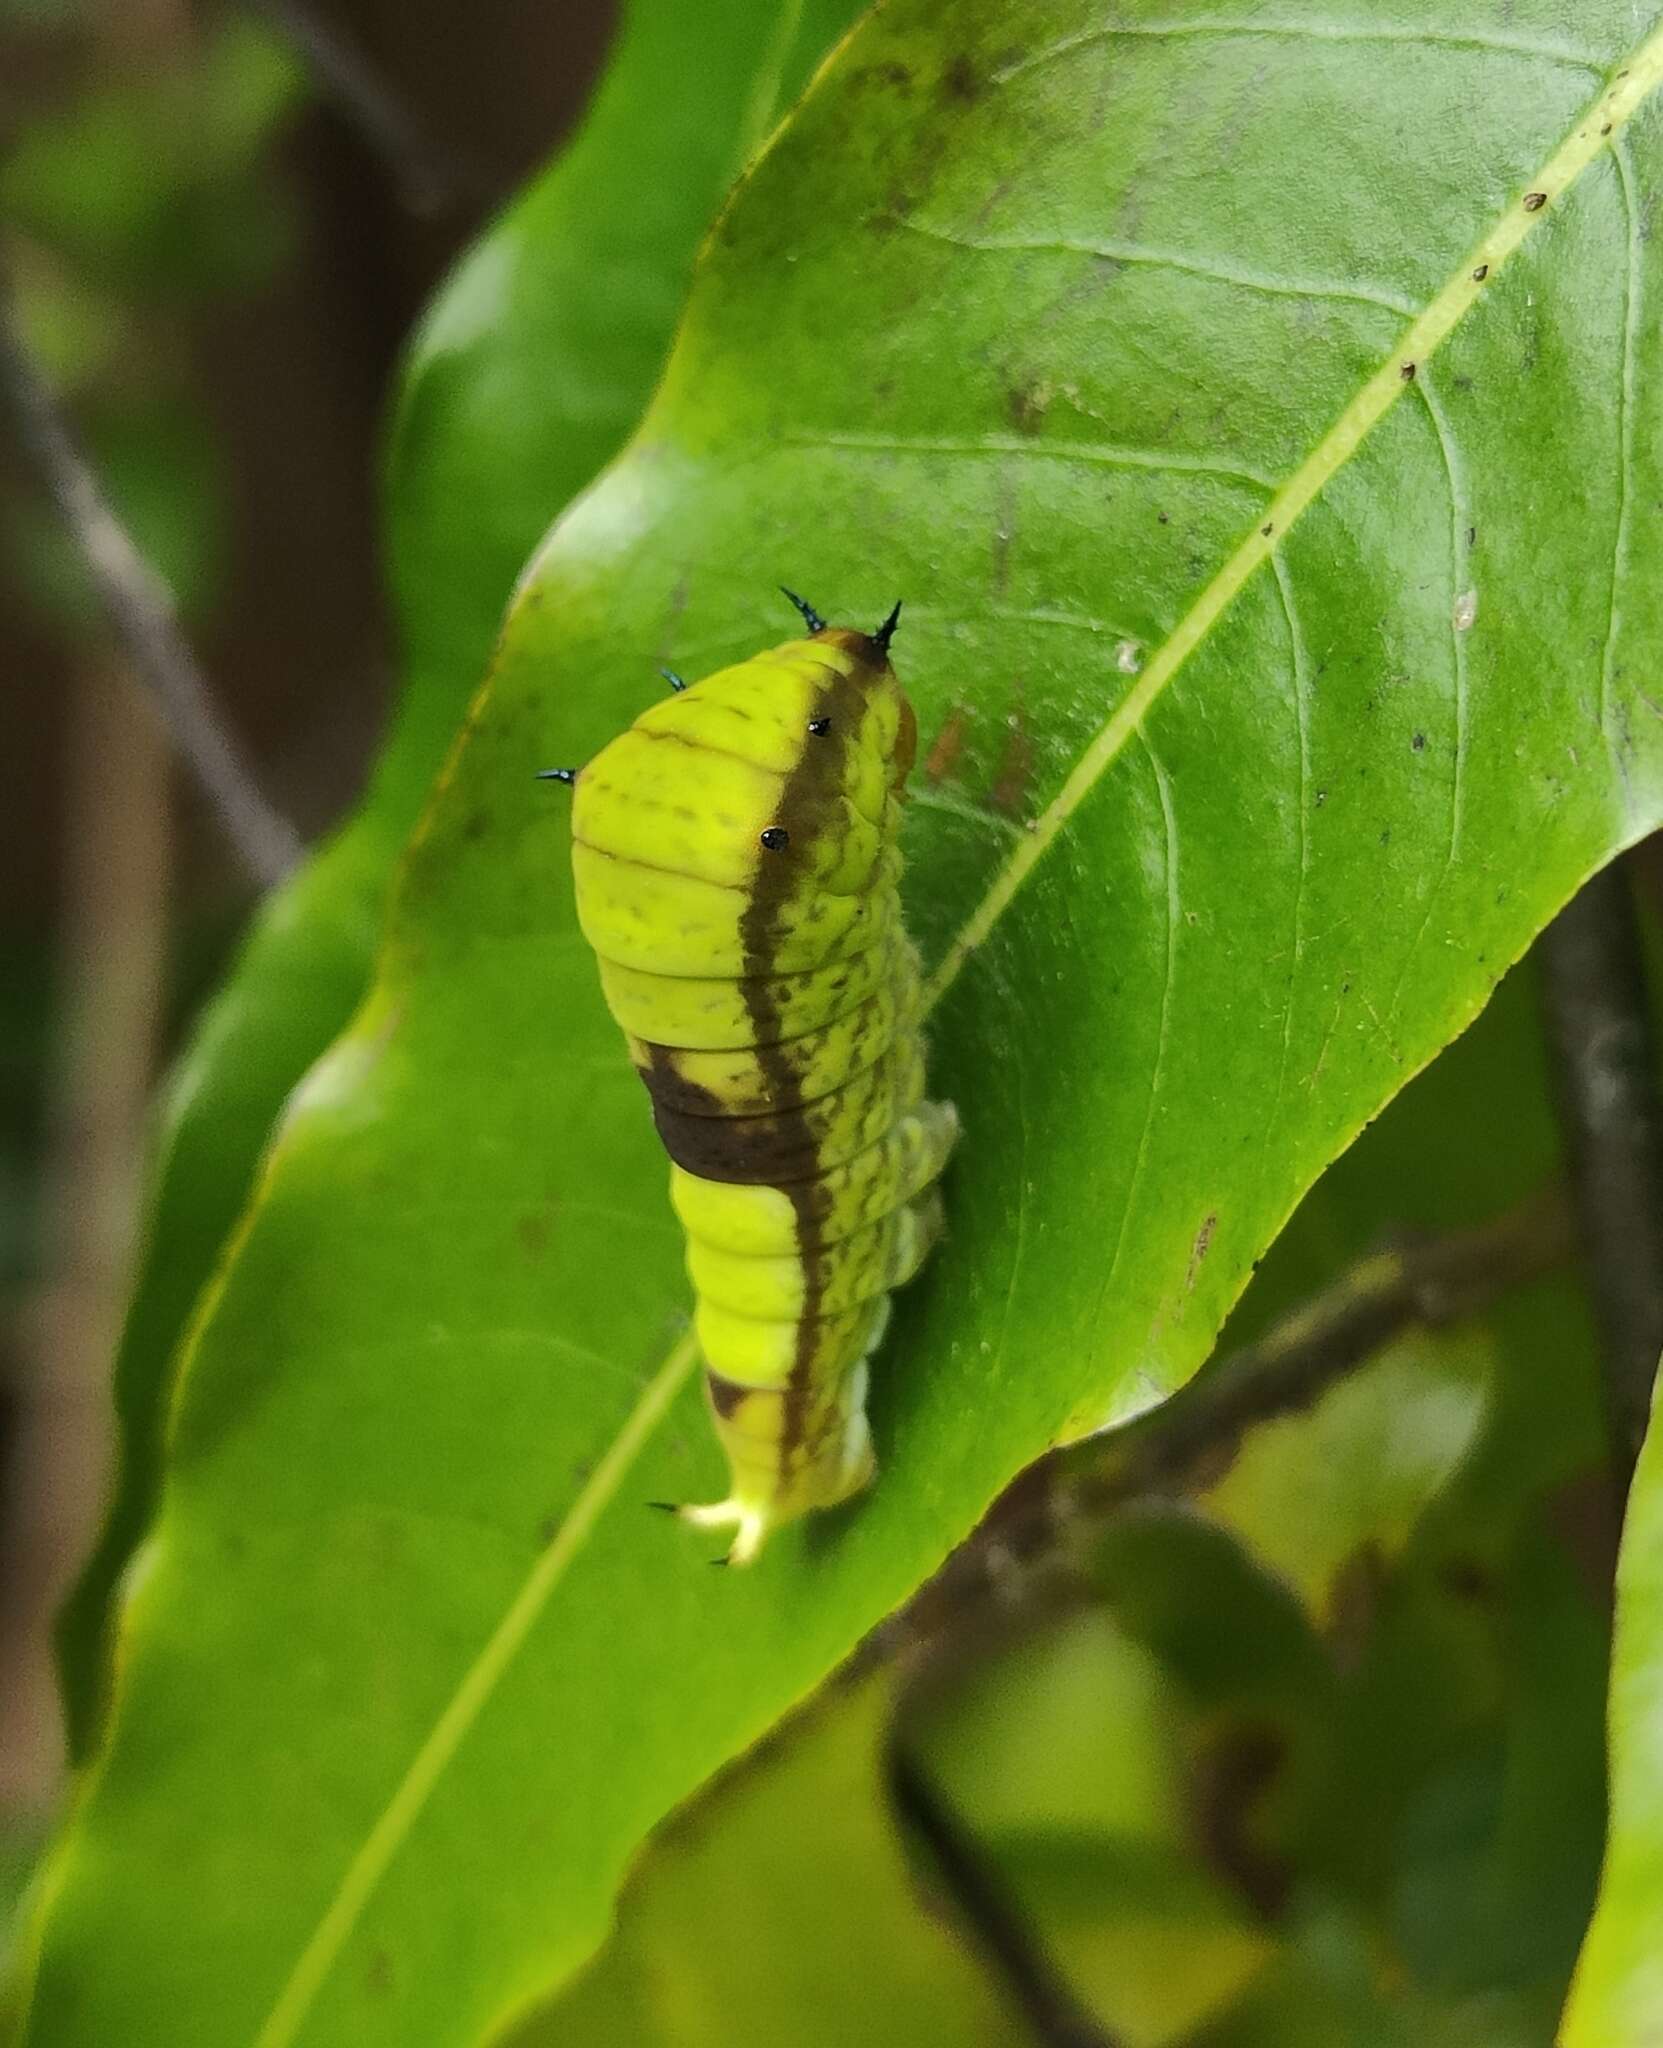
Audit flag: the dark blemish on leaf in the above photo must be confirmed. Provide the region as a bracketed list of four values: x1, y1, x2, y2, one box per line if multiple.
[1184, 1212, 1218, 1294]
[1602, 122, 1614, 136]
[1315, 789, 1327, 807]
[1325, 1541, 1387, 1671]
[517, 1213, 551, 1259]
[989, 698, 1035, 817]
[1467, 526, 1477, 547]
[1472, 263, 1489, 282]
[1006, 378, 1049, 435]
[760, 826, 790, 851]
[1411, 731, 1426, 752]
[942, 52, 980, 100]
[872, 188, 920, 232]
[1523, 190, 1547, 211]
[923, 704, 970, 784]
[1158, 510, 1170, 524]
[367, 1950, 393, 1996]
[1440, 1555, 1498, 1603]
[1341, 980, 1351, 994]
[1260, 522, 1274, 537]
[463, 810, 491, 841]
[1380, 828, 1391, 846]
[1399, 362, 1417, 382]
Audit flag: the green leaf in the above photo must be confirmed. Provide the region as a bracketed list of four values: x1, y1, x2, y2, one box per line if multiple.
[1562, 1392, 1663, 2045]
[25, 5, 1663, 2046]
[518, 1674, 1009, 2046]
[55, 0, 868, 1754]
[909, 1608, 1277, 2041]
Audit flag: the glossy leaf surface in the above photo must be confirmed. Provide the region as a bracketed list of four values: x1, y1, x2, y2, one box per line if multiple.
[55, 0, 864, 1753]
[24, 4, 1663, 2045]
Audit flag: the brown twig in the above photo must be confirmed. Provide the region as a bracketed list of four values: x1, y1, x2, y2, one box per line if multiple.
[243, 0, 479, 216]
[888, 1740, 1123, 2048]
[0, 269, 302, 889]
[0, 665, 169, 1805]
[1538, 864, 1663, 1486]
[879, 1185, 1574, 1660]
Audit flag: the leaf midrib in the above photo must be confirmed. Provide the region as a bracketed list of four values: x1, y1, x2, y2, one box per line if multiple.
[243, 28, 1663, 2047]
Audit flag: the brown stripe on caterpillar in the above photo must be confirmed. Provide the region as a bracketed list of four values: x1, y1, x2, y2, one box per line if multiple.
[648, 1096, 830, 1185]
[738, 642, 886, 1463]
[704, 1368, 750, 1420]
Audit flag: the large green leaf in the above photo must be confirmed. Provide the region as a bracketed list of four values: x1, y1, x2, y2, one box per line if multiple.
[22, 3, 1663, 2044]
[1563, 1389, 1663, 2044]
[54, 0, 867, 1755]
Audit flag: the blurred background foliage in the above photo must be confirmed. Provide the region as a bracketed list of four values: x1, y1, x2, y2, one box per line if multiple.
[0, 2, 1650, 2042]
[0, 0, 613, 1886]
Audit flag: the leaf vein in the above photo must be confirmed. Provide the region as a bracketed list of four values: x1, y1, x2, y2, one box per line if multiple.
[922, 43, 1663, 1015]
[1091, 737, 1179, 1319]
[249, 1332, 701, 2048]
[1255, 552, 1312, 1198]
[993, 18, 1607, 87]
[785, 430, 1276, 491]
[901, 217, 1419, 316]
[1601, 140, 1641, 763]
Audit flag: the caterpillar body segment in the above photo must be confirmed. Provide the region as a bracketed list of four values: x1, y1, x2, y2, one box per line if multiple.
[565, 608, 957, 1563]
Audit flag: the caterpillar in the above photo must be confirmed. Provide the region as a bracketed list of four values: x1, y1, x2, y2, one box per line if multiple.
[542, 591, 958, 1564]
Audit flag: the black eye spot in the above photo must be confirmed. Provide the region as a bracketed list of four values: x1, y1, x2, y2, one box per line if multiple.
[807, 717, 832, 737]
[760, 827, 790, 851]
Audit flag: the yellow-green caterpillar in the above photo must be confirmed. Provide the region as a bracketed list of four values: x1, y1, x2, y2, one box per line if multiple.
[544, 591, 958, 1564]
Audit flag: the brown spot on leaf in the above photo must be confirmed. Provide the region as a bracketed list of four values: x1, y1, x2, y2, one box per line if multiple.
[1324, 1540, 1387, 1671]
[923, 704, 971, 784]
[517, 1211, 552, 1259]
[941, 52, 981, 100]
[1523, 190, 1548, 211]
[1005, 377, 1051, 436]
[1439, 1554, 1498, 1604]
[1185, 1213, 1218, 1294]
[989, 698, 1035, 816]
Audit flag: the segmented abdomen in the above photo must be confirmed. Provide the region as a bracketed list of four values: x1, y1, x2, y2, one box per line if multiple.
[569, 624, 956, 1560]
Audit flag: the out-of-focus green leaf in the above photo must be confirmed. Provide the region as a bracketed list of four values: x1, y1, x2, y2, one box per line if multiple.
[1561, 1388, 1663, 2046]
[0, 20, 303, 294]
[924, 972, 1605, 2041]
[911, 1610, 1274, 2043]
[519, 1674, 1009, 2047]
[4, 256, 123, 390]
[56, 0, 868, 1755]
[25, 5, 1663, 2045]
[1199, 1334, 1490, 1615]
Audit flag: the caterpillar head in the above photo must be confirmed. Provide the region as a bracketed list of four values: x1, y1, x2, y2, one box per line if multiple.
[565, 596, 915, 977]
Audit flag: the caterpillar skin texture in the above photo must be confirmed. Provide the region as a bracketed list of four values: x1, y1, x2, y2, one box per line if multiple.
[568, 616, 958, 1564]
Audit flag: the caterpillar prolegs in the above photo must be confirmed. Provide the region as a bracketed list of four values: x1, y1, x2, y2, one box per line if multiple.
[547, 592, 958, 1564]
